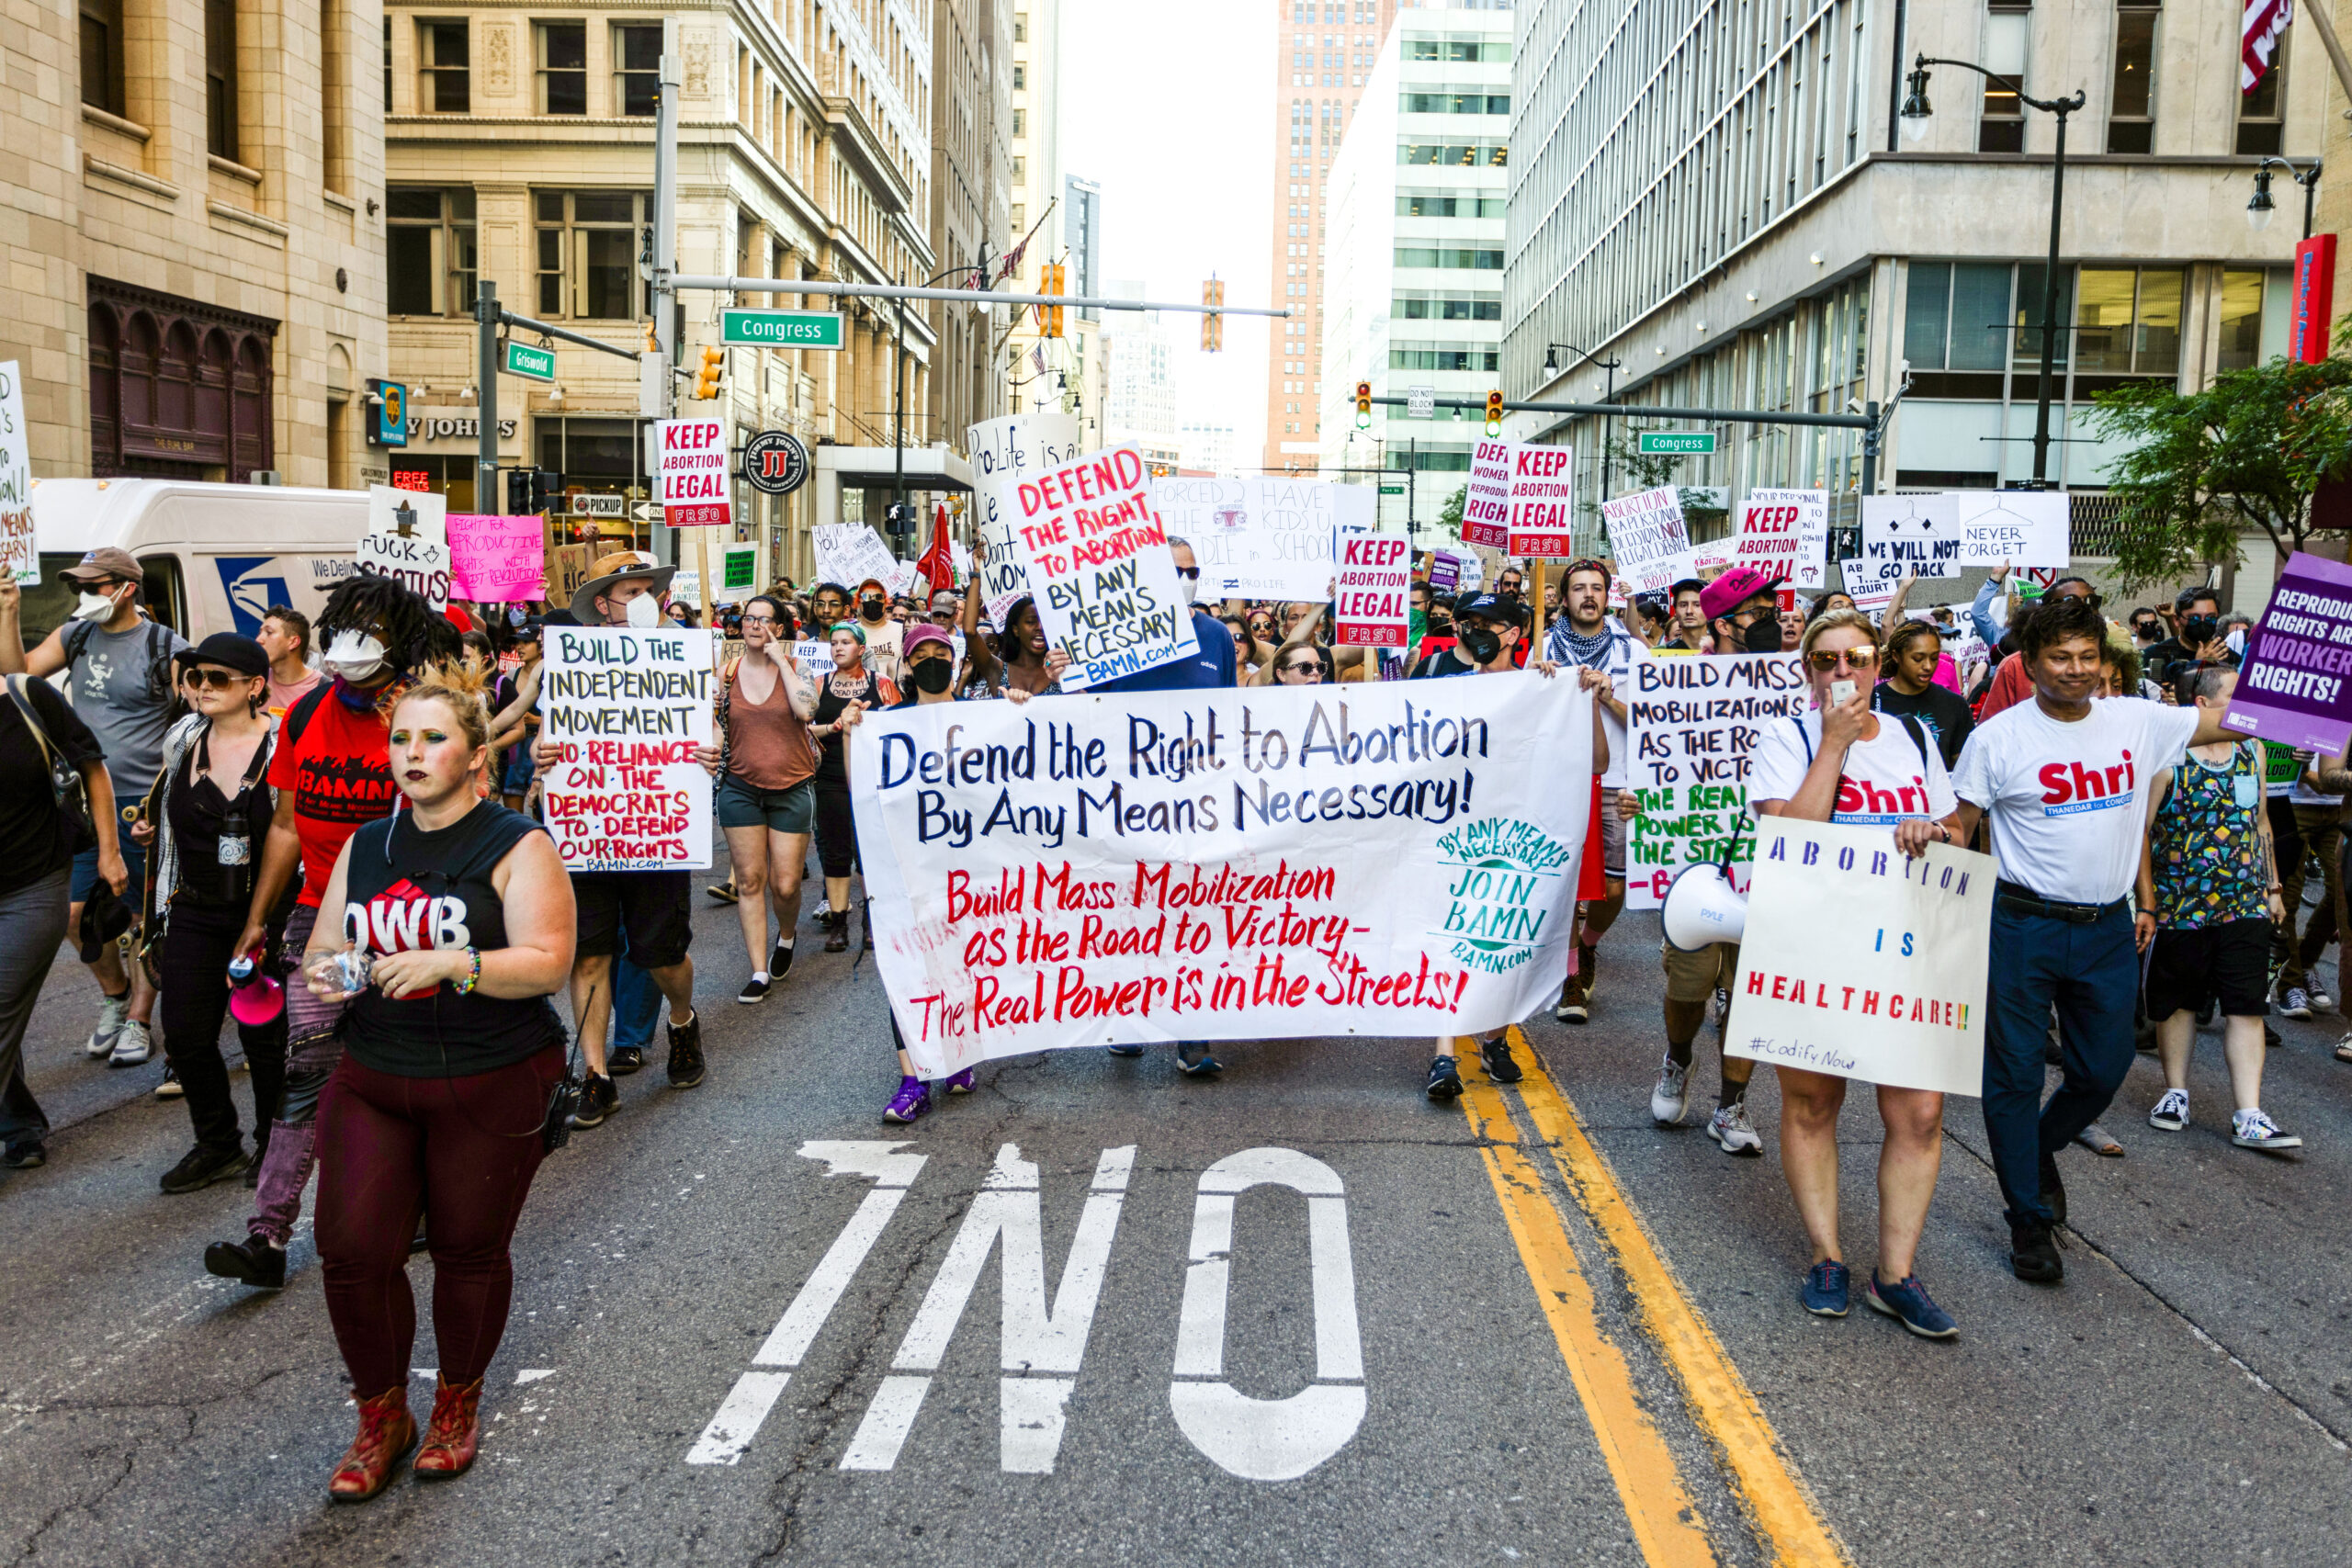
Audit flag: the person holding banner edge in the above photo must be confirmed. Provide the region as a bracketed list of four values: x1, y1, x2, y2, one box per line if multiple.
[1544, 560, 1636, 1026]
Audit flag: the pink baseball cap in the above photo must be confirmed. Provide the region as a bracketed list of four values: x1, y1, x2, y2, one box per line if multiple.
[903, 623, 956, 656]
[1700, 566, 1786, 622]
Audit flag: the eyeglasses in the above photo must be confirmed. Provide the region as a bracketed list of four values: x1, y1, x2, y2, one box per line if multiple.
[182, 667, 252, 690]
[1804, 648, 1879, 671]
[1279, 661, 1322, 676]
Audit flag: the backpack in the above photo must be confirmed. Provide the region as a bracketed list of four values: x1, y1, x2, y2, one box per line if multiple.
[6, 675, 96, 849]
[62, 617, 188, 725]
[1793, 710, 1933, 773]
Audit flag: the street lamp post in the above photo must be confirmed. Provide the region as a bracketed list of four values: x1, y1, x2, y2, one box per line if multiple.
[1901, 55, 2085, 487]
[1541, 343, 1622, 515]
[2248, 158, 2324, 240]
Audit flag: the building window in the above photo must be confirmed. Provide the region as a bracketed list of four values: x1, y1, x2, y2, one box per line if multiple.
[2238, 37, 2286, 154]
[1011, 155, 1024, 181]
[418, 19, 470, 114]
[321, 0, 349, 191]
[2106, 0, 2158, 154]
[1012, 62, 1025, 90]
[538, 20, 587, 115]
[1392, 246, 1503, 269]
[1901, 262, 2014, 396]
[80, 0, 124, 115]
[1396, 192, 1506, 219]
[1012, 107, 1025, 136]
[1979, 6, 2029, 153]
[206, 0, 239, 157]
[536, 190, 650, 320]
[1398, 90, 1510, 114]
[1396, 138, 1508, 166]
[1013, 13, 1026, 42]
[2218, 267, 2293, 368]
[1011, 203, 1024, 228]
[1392, 290, 1501, 321]
[386, 188, 479, 317]
[613, 24, 660, 116]
[2073, 266, 2182, 386]
[1389, 343, 1500, 372]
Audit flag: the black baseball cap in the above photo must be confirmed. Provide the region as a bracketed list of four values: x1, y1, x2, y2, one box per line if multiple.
[1454, 591, 1528, 626]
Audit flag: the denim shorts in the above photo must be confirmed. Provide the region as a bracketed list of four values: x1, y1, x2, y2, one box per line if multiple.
[71, 834, 147, 905]
[716, 774, 817, 834]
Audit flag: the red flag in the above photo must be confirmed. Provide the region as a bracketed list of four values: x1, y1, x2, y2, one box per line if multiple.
[917, 502, 956, 599]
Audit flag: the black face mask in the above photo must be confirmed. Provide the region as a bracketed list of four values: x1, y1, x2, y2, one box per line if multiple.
[910, 658, 955, 694]
[1457, 626, 1503, 665]
[860, 597, 887, 621]
[1743, 616, 1784, 655]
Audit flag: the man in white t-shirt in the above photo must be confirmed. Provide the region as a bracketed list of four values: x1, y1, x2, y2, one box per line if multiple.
[1948, 594, 2240, 1285]
[1544, 559, 1637, 1025]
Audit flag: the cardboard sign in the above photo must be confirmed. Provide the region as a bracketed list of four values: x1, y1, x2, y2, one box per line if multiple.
[1856, 494, 1961, 594]
[1461, 439, 1510, 550]
[1623, 650, 1808, 908]
[968, 412, 1080, 607]
[1157, 476, 1377, 601]
[1726, 816, 1995, 1098]
[1504, 444, 1576, 558]
[1839, 560, 1898, 614]
[812, 525, 899, 591]
[0, 360, 32, 584]
[447, 513, 547, 602]
[1601, 486, 1693, 593]
[655, 416, 731, 527]
[368, 483, 446, 545]
[1007, 443, 1199, 689]
[537, 625, 716, 870]
[1335, 533, 1412, 647]
[2226, 550, 2352, 752]
[1954, 489, 2068, 570]
[1734, 489, 1827, 591]
[545, 544, 593, 609]
[355, 529, 451, 612]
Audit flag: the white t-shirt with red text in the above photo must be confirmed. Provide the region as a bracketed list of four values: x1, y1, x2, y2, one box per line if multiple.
[1950, 694, 2200, 904]
[1748, 710, 1957, 827]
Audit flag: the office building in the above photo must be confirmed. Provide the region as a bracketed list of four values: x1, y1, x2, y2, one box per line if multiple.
[928, 0, 1016, 463]
[1179, 419, 1239, 475]
[1103, 282, 1179, 465]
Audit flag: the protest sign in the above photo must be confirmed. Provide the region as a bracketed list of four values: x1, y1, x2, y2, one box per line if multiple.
[355, 529, 451, 612]
[850, 672, 1593, 1075]
[537, 624, 715, 870]
[1838, 560, 1896, 614]
[0, 361, 31, 584]
[368, 483, 446, 544]
[883, 561, 922, 600]
[1504, 445, 1576, 558]
[655, 415, 731, 527]
[1734, 489, 1828, 590]
[1954, 489, 2068, 570]
[673, 570, 701, 608]
[718, 542, 759, 598]
[812, 524, 899, 590]
[1726, 816, 1994, 1097]
[1335, 534, 1411, 647]
[1623, 650, 1807, 908]
[969, 411, 1080, 606]
[1854, 494, 1961, 599]
[789, 638, 834, 680]
[1006, 442, 1199, 690]
[1602, 486, 1693, 592]
[1159, 476, 1377, 601]
[2225, 551, 2352, 751]
[545, 543, 593, 609]
[447, 513, 546, 602]
[1461, 439, 1510, 550]
[1427, 549, 1463, 597]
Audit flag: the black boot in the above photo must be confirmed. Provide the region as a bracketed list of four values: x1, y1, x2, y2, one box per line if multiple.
[823, 910, 850, 953]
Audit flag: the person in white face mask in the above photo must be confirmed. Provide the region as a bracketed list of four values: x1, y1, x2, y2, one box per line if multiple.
[0, 547, 184, 1072]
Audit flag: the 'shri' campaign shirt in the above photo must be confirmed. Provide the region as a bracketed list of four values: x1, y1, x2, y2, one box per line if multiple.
[1950, 694, 2200, 905]
[1747, 710, 1957, 827]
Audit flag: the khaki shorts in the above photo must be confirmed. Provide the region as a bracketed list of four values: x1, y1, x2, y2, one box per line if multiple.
[1599, 791, 1626, 882]
[1661, 938, 1739, 1003]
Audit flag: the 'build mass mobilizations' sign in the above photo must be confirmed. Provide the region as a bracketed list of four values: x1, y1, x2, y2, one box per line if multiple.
[1007, 443, 1199, 689]
[539, 626, 716, 870]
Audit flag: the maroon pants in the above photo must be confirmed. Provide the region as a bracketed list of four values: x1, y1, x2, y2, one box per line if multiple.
[315, 1045, 564, 1399]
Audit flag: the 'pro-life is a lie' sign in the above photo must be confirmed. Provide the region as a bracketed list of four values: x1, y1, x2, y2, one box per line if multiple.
[1335, 533, 1411, 647]
[656, 416, 731, 527]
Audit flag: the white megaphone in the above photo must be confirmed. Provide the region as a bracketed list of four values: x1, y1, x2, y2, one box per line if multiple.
[1661, 858, 1748, 952]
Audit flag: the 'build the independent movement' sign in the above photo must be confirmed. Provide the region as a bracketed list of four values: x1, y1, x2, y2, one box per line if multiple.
[2229, 551, 2352, 753]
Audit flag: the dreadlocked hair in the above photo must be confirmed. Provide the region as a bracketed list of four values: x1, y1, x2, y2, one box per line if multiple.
[319, 574, 464, 678]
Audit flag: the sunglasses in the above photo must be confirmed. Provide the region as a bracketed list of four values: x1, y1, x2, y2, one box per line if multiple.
[182, 667, 254, 690]
[1804, 648, 1879, 671]
[1175, 566, 1202, 581]
[1280, 660, 1322, 676]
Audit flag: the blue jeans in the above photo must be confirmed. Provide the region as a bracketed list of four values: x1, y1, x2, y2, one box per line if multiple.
[1983, 898, 2139, 1228]
[613, 943, 662, 1051]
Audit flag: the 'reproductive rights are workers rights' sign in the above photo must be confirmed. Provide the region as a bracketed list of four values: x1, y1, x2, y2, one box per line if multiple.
[2229, 551, 2352, 754]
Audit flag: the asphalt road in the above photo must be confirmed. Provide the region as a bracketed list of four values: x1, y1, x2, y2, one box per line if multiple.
[0, 860, 2347, 1567]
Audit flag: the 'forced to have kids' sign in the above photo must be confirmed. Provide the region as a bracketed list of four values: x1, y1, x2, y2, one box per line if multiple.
[1009, 442, 1200, 689]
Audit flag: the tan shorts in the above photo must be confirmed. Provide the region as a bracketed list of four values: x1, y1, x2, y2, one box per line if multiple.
[1599, 791, 1626, 882]
[1661, 938, 1740, 1004]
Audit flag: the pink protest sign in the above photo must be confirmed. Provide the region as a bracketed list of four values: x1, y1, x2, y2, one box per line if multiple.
[447, 513, 548, 602]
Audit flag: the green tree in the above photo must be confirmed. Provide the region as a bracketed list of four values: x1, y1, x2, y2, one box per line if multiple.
[2087, 347, 2352, 592]
[1439, 483, 1465, 530]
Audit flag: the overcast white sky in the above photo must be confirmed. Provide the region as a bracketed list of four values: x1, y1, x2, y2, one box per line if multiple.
[1061, 0, 1273, 460]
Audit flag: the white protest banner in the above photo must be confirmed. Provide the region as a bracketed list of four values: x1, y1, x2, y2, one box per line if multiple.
[1954, 488, 2069, 570]
[1838, 559, 1896, 614]
[812, 524, 899, 590]
[1855, 493, 1961, 599]
[1734, 488, 1828, 590]
[672, 570, 700, 608]
[1159, 476, 1376, 601]
[789, 638, 834, 680]
[883, 561, 921, 600]
[368, 483, 447, 545]
[0, 361, 32, 584]
[537, 625, 715, 870]
[1335, 533, 1412, 647]
[355, 530, 451, 612]
[1504, 444, 1576, 558]
[1602, 486, 1693, 592]
[1725, 817, 1995, 1097]
[968, 411, 1081, 605]
[1461, 438, 1510, 550]
[849, 673, 1593, 1076]
[655, 415, 731, 527]
[1623, 650, 1807, 908]
[1006, 442, 1198, 689]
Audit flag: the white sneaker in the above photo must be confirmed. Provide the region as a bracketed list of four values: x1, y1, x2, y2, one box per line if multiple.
[2278, 985, 2313, 1021]
[1711, 987, 1732, 1030]
[2148, 1089, 2189, 1131]
[1707, 1100, 1764, 1156]
[2311, 988, 2335, 1013]
[107, 1018, 152, 1067]
[2232, 1108, 2302, 1152]
[85, 991, 130, 1057]
[1649, 1055, 1690, 1125]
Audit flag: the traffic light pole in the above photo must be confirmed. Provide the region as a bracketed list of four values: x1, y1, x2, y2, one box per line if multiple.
[473, 283, 640, 521]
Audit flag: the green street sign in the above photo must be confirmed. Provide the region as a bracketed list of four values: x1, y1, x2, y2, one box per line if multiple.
[719, 309, 847, 350]
[1636, 431, 1714, 455]
[503, 340, 556, 382]
[1378, 483, 1406, 495]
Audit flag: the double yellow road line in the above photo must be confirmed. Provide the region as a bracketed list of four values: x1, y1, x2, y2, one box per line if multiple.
[1453, 1030, 1851, 1568]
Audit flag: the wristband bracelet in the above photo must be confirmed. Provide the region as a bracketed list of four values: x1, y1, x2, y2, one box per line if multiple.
[454, 946, 481, 996]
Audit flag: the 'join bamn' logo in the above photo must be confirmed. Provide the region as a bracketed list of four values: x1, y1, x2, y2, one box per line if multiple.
[1430, 817, 1573, 975]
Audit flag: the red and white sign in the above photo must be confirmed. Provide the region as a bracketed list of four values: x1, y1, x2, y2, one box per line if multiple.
[1334, 533, 1412, 647]
[1461, 439, 1510, 550]
[1504, 444, 1575, 559]
[1732, 488, 1828, 590]
[656, 416, 732, 527]
[2292, 235, 2337, 366]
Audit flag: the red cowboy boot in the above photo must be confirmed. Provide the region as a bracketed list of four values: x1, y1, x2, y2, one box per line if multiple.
[328, 1384, 417, 1503]
[413, 1375, 485, 1480]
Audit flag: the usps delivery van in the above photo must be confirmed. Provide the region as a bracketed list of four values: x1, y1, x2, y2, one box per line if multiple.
[25, 479, 365, 649]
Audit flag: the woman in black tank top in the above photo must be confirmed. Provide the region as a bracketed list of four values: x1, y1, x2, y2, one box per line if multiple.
[808, 621, 896, 950]
[299, 670, 578, 1503]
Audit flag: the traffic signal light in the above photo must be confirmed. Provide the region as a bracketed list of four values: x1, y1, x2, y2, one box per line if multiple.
[504, 468, 560, 514]
[1355, 380, 1373, 430]
[1202, 278, 1224, 352]
[1040, 263, 1066, 338]
[1484, 389, 1505, 436]
[692, 344, 725, 400]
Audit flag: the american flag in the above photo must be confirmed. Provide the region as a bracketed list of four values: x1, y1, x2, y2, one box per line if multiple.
[1031, 344, 1047, 376]
[2244, 0, 2291, 90]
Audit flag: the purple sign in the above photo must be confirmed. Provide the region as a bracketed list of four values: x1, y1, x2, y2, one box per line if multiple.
[1427, 549, 1461, 596]
[2227, 551, 2352, 752]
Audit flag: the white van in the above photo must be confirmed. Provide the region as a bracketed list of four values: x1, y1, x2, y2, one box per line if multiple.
[26, 478, 364, 648]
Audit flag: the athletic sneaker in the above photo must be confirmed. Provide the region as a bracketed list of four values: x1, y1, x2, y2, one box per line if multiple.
[1479, 1034, 1521, 1084]
[2232, 1108, 2303, 1152]
[160, 1144, 249, 1195]
[1711, 987, 1732, 1030]
[1801, 1259, 1849, 1317]
[569, 1072, 619, 1128]
[1553, 975, 1588, 1024]
[85, 990, 130, 1057]
[1866, 1273, 1960, 1339]
[1649, 1056, 1690, 1125]
[2009, 1222, 2064, 1284]
[1177, 1046, 1224, 1077]
[2312, 987, 2336, 1014]
[107, 1018, 153, 1067]
[770, 942, 795, 981]
[2278, 984, 2313, 1020]
[607, 1045, 646, 1076]
[153, 1064, 183, 1100]
[882, 1077, 931, 1123]
[2148, 1089, 2189, 1131]
[666, 1011, 706, 1089]
[706, 879, 739, 904]
[942, 1068, 975, 1095]
[1707, 1100, 1763, 1156]
[737, 975, 772, 1005]
[1104, 1044, 1146, 1058]
[1425, 1055, 1464, 1101]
